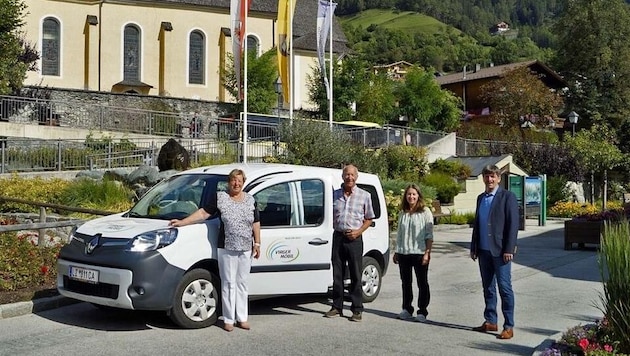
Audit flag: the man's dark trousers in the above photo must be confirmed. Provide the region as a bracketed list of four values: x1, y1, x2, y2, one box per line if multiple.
[331, 231, 363, 313]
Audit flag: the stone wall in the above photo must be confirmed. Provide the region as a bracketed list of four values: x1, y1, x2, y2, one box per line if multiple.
[7, 87, 238, 138]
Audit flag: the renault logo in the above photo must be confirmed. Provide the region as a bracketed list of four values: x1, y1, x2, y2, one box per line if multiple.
[86, 234, 101, 255]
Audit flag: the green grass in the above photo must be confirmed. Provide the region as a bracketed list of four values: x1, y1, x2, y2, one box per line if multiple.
[340, 9, 461, 36]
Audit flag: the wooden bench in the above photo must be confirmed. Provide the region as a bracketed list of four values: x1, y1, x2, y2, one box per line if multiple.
[432, 200, 451, 224]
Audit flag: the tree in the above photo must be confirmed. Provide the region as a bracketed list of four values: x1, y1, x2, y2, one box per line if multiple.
[222, 49, 278, 114]
[355, 71, 397, 125]
[553, 0, 630, 133]
[307, 56, 367, 122]
[479, 66, 564, 134]
[0, 0, 37, 95]
[394, 66, 461, 132]
[566, 118, 624, 206]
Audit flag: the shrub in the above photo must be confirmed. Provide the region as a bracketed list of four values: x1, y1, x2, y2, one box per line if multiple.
[548, 201, 624, 219]
[547, 175, 572, 207]
[0, 175, 135, 216]
[278, 119, 368, 169]
[57, 177, 134, 215]
[380, 145, 428, 181]
[0, 218, 61, 292]
[440, 211, 475, 225]
[429, 158, 471, 180]
[0, 175, 70, 213]
[421, 172, 460, 204]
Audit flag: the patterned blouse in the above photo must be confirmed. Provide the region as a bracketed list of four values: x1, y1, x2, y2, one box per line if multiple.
[203, 191, 260, 251]
[395, 207, 434, 255]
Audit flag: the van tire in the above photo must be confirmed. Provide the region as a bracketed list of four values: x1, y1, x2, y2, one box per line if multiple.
[361, 256, 382, 303]
[169, 268, 221, 329]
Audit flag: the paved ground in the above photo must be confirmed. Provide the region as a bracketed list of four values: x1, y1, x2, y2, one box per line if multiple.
[0, 219, 604, 355]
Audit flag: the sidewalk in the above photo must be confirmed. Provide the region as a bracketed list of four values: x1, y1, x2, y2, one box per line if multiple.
[412, 219, 603, 355]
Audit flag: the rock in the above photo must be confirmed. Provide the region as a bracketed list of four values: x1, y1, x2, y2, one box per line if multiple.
[157, 138, 190, 172]
[127, 165, 159, 186]
[75, 170, 104, 180]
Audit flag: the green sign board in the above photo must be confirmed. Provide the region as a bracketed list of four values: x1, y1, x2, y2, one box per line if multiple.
[509, 176, 523, 202]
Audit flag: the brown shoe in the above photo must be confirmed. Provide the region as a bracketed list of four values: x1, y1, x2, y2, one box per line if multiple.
[223, 323, 234, 332]
[472, 321, 498, 332]
[497, 329, 514, 339]
[324, 308, 342, 318]
[237, 321, 251, 330]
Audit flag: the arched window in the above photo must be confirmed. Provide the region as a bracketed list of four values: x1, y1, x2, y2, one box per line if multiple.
[123, 25, 141, 81]
[188, 30, 205, 84]
[42, 18, 60, 76]
[246, 35, 259, 57]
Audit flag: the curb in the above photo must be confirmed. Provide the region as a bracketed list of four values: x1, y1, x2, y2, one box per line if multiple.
[0, 295, 79, 320]
[531, 332, 563, 356]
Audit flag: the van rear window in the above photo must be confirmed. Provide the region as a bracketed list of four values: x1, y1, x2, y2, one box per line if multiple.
[357, 184, 381, 219]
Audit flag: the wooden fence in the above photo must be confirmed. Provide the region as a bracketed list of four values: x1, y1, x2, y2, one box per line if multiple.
[0, 196, 116, 247]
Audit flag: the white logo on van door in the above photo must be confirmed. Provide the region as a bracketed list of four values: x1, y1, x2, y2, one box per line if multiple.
[266, 240, 300, 262]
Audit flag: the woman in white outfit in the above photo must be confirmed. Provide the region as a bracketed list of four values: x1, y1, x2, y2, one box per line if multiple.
[170, 168, 261, 332]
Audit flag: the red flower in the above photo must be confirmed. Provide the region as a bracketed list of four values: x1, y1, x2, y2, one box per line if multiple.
[578, 338, 589, 351]
[40, 265, 49, 275]
[604, 344, 613, 352]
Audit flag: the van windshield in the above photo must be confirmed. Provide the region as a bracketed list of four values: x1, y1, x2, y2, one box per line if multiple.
[126, 174, 228, 220]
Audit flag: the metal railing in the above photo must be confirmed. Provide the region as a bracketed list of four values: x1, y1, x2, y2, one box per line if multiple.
[0, 94, 520, 173]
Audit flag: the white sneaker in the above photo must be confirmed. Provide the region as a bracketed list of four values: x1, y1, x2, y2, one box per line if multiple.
[415, 314, 427, 322]
[397, 310, 413, 320]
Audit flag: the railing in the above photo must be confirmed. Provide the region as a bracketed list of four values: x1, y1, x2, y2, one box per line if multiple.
[0, 196, 117, 247]
[0, 94, 516, 171]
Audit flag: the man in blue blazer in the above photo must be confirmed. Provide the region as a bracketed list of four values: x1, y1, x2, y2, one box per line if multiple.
[470, 165, 519, 340]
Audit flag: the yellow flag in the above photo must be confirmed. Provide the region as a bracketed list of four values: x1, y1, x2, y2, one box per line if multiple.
[277, 0, 295, 104]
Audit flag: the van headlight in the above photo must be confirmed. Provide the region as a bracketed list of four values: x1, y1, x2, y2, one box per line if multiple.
[127, 228, 178, 252]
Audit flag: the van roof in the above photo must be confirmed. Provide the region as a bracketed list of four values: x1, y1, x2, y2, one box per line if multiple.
[179, 163, 380, 182]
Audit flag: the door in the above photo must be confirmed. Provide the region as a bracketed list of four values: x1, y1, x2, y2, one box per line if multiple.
[247, 173, 333, 296]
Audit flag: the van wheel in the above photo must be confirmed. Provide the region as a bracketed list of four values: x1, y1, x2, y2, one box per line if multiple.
[169, 269, 220, 329]
[361, 256, 382, 303]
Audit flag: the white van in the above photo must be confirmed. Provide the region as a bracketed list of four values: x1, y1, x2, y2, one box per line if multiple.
[57, 163, 390, 328]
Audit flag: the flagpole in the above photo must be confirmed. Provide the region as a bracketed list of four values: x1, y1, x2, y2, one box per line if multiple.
[243, 1, 248, 163]
[328, 0, 333, 130]
[289, 0, 293, 124]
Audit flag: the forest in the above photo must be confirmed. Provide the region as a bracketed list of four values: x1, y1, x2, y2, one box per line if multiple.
[338, 0, 630, 72]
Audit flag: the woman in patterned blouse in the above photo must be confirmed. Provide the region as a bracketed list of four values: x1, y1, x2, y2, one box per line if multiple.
[393, 184, 434, 323]
[170, 168, 261, 332]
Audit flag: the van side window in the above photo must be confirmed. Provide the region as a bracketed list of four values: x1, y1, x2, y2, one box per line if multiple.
[357, 184, 381, 219]
[300, 179, 324, 225]
[257, 183, 292, 227]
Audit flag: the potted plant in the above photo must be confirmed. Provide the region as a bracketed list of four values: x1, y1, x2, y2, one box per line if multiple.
[564, 207, 628, 250]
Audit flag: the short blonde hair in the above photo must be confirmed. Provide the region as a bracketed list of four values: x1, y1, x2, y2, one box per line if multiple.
[228, 168, 246, 182]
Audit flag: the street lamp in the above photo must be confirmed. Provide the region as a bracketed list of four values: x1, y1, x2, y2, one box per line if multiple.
[274, 77, 283, 114]
[567, 111, 579, 136]
[273, 77, 282, 155]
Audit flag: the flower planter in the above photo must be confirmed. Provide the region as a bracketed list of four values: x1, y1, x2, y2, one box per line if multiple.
[564, 220, 603, 250]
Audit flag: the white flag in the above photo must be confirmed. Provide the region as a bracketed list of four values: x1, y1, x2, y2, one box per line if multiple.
[317, 0, 337, 99]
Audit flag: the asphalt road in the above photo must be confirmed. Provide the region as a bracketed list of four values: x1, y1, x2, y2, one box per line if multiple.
[0, 220, 603, 356]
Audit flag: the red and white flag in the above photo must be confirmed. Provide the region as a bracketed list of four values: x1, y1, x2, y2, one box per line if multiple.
[231, 0, 252, 100]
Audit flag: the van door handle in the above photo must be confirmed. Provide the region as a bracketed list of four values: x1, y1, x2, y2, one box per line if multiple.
[308, 238, 329, 245]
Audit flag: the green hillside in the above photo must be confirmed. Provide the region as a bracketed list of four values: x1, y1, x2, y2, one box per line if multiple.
[340, 9, 461, 36]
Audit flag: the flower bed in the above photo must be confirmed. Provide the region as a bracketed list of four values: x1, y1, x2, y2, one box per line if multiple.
[564, 207, 629, 250]
[540, 319, 621, 355]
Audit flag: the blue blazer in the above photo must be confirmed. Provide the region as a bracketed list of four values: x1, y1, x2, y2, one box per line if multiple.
[471, 187, 519, 257]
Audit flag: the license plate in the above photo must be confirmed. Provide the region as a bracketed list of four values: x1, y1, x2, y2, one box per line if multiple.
[69, 266, 99, 284]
